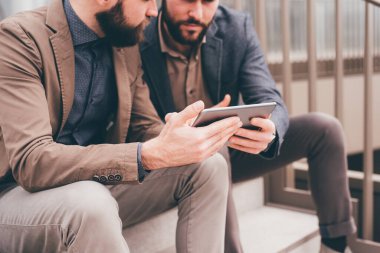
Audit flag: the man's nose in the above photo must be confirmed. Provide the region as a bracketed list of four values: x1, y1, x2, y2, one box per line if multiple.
[146, 0, 158, 18]
[188, 1, 203, 21]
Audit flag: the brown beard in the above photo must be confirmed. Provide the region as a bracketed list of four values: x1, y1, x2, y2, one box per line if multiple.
[161, 0, 210, 46]
[95, 0, 147, 47]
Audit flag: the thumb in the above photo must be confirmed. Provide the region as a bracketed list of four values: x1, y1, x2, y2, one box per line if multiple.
[213, 94, 231, 108]
[165, 112, 177, 123]
[174, 100, 204, 125]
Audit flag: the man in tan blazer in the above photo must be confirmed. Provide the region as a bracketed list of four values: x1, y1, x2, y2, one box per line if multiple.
[0, 0, 243, 252]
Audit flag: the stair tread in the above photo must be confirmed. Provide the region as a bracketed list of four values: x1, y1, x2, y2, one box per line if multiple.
[123, 205, 319, 253]
[239, 206, 318, 253]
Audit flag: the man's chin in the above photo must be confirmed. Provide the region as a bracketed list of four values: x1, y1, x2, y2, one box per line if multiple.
[180, 33, 201, 44]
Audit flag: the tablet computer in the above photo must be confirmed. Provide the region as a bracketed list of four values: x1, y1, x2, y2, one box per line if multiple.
[192, 102, 277, 129]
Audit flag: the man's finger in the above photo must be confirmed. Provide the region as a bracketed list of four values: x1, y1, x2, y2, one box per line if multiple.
[211, 121, 242, 143]
[165, 112, 177, 123]
[229, 135, 268, 150]
[174, 101, 204, 125]
[201, 117, 242, 136]
[227, 142, 262, 155]
[250, 117, 275, 134]
[234, 127, 275, 143]
[203, 121, 242, 156]
[213, 94, 231, 108]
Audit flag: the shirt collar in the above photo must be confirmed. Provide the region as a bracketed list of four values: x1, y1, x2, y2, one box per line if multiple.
[64, 0, 99, 46]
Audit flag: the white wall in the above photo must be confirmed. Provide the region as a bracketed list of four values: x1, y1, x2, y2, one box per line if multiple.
[277, 73, 380, 154]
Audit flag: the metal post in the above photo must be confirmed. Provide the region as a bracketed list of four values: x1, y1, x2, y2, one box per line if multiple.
[335, 0, 344, 122]
[233, 0, 242, 11]
[281, 0, 292, 110]
[307, 0, 317, 112]
[363, 1, 374, 241]
[0, 4, 4, 20]
[255, 0, 267, 55]
[281, 0, 295, 188]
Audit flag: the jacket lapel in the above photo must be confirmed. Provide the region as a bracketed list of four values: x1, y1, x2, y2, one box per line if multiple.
[202, 21, 223, 104]
[109, 48, 132, 143]
[46, 0, 75, 132]
[140, 18, 176, 115]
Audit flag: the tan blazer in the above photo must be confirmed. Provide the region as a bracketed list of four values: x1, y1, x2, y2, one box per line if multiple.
[0, 0, 163, 192]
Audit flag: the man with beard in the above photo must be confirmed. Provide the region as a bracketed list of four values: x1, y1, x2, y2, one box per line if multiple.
[140, 0, 356, 252]
[0, 0, 243, 252]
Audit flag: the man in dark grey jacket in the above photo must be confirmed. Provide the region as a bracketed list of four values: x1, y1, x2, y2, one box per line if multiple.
[140, 0, 356, 252]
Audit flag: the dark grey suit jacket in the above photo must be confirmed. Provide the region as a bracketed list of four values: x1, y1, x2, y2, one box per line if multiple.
[140, 5, 289, 158]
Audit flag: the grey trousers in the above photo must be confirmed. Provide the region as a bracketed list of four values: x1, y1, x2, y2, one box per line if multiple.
[0, 153, 229, 253]
[224, 113, 357, 253]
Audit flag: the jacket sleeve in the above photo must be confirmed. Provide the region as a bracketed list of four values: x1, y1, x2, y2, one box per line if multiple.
[0, 21, 143, 192]
[237, 14, 289, 159]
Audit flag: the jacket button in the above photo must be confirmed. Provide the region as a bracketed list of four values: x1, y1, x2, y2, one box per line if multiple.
[99, 175, 107, 183]
[114, 174, 122, 181]
[92, 175, 100, 182]
[108, 175, 115, 181]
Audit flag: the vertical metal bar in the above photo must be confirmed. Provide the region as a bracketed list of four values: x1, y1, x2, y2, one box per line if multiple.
[363, 1, 374, 241]
[335, 0, 344, 122]
[233, 0, 242, 11]
[255, 0, 267, 54]
[307, 0, 317, 112]
[0, 6, 3, 20]
[281, 0, 292, 110]
[281, 0, 294, 188]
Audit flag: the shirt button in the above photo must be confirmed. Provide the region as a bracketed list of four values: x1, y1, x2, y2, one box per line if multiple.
[188, 89, 195, 95]
[114, 174, 122, 182]
[99, 175, 107, 183]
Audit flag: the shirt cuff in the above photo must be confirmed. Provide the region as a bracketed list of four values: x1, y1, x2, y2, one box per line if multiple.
[137, 142, 151, 183]
[259, 132, 279, 159]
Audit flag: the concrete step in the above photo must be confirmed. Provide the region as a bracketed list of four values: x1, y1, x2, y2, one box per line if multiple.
[123, 178, 264, 252]
[239, 206, 318, 253]
[233, 177, 264, 215]
[286, 234, 321, 253]
[123, 178, 320, 253]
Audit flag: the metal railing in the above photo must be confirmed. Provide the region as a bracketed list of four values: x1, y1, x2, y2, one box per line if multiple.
[246, 0, 379, 249]
[227, 0, 380, 79]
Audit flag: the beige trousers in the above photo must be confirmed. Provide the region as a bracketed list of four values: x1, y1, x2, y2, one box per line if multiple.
[0, 153, 229, 253]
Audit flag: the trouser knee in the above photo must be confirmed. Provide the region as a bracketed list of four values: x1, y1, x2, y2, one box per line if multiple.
[195, 153, 229, 198]
[307, 112, 345, 149]
[60, 181, 120, 234]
